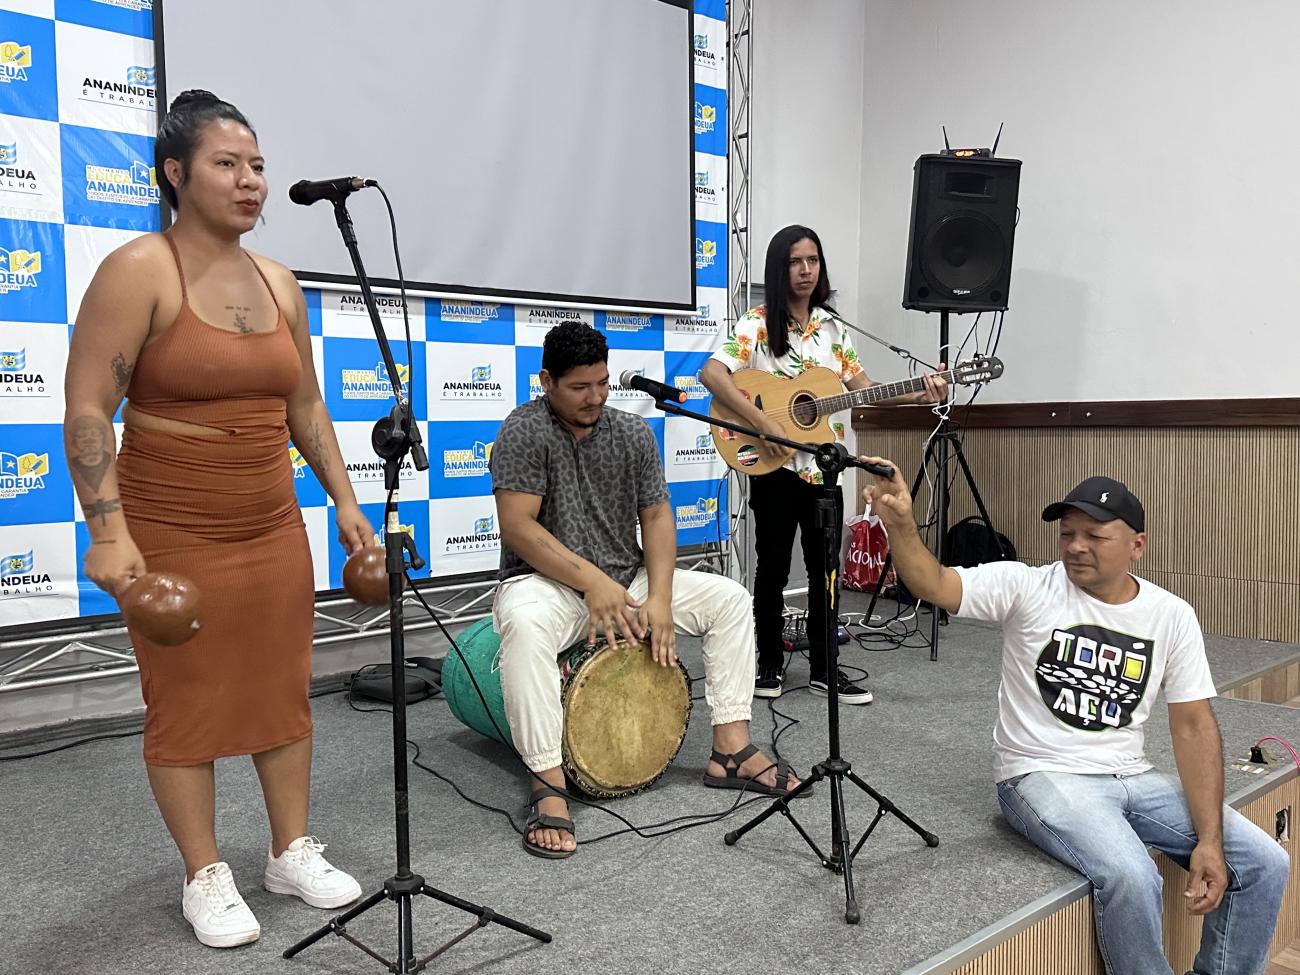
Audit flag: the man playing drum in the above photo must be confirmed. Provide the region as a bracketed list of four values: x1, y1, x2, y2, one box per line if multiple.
[490, 321, 802, 859]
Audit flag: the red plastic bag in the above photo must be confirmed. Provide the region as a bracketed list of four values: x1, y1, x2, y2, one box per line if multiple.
[843, 512, 894, 592]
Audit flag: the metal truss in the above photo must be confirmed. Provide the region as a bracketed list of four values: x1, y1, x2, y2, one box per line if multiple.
[0, 550, 726, 695]
[726, 0, 755, 589]
[728, 0, 755, 324]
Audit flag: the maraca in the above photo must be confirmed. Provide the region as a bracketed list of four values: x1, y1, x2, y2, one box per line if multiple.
[343, 545, 395, 605]
[121, 571, 202, 647]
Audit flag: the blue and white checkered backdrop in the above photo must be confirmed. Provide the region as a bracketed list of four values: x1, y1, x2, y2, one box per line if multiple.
[0, 0, 729, 628]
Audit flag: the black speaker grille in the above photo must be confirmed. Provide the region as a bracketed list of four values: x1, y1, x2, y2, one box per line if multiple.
[921, 211, 1007, 295]
[903, 154, 1021, 312]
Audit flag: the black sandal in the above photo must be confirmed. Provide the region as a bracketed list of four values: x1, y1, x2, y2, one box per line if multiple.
[702, 743, 811, 798]
[522, 786, 577, 859]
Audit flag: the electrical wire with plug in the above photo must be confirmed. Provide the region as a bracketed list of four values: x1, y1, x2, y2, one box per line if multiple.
[1251, 736, 1300, 770]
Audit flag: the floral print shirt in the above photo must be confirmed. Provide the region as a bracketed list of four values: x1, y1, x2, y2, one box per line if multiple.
[708, 304, 864, 483]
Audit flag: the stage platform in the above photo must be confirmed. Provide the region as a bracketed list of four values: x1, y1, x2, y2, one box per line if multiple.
[2, 591, 1298, 975]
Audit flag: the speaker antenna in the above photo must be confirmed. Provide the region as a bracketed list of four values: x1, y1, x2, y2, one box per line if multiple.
[942, 124, 951, 153]
[991, 122, 1004, 157]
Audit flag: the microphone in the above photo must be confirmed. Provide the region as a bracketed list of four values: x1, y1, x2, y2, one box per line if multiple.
[288, 176, 377, 207]
[619, 370, 686, 403]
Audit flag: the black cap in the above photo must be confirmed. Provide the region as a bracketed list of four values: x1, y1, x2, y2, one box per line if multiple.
[1041, 476, 1145, 533]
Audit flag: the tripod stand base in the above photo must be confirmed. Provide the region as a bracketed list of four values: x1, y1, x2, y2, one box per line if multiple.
[284, 870, 551, 973]
[724, 757, 938, 925]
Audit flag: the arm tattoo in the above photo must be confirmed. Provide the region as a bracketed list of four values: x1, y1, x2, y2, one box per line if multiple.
[66, 416, 115, 491]
[225, 304, 254, 334]
[295, 421, 331, 479]
[82, 498, 121, 525]
[110, 352, 134, 397]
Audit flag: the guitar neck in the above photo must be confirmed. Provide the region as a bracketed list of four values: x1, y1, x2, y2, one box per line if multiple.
[810, 369, 955, 416]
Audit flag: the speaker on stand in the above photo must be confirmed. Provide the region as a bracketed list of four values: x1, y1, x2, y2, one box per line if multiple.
[874, 153, 1021, 659]
[903, 154, 1020, 313]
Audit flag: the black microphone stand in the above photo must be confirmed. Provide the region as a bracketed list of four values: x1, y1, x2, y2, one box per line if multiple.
[651, 397, 938, 924]
[284, 191, 550, 972]
[861, 309, 1006, 661]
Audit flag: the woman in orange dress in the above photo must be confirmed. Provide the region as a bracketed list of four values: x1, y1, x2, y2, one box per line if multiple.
[63, 90, 372, 949]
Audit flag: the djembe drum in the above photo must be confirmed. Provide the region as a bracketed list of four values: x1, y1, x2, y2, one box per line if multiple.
[442, 617, 692, 799]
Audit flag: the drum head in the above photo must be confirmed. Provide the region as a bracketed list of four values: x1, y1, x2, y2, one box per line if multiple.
[561, 641, 691, 799]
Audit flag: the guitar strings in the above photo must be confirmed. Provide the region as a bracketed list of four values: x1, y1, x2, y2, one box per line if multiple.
[736, 370, 960, 427]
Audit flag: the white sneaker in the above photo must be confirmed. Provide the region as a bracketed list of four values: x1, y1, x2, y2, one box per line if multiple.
[182, 862, 260, 948]
[263, 836, 362, 909]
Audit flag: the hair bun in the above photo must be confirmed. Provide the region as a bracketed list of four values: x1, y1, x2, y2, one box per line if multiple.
[169, 89, 222, 112]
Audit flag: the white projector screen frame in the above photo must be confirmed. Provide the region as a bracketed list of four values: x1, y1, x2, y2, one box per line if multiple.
[155, 0, 696, 312]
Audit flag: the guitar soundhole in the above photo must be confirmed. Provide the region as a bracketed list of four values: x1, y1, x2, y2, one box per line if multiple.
[791, 394, 817, 428]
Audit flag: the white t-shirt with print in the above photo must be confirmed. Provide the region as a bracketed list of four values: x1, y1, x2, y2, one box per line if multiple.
[954, 561, 1217, 782]
[708, 304, 864, 482]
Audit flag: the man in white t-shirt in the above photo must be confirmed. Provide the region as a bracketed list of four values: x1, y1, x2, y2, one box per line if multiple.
[862, 462, 1288, 975]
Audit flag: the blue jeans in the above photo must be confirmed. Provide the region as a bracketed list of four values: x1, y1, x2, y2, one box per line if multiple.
[997, 770, 1289, 975]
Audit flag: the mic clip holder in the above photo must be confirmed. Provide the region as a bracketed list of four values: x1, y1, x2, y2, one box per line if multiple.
[372, 402, 428, 471]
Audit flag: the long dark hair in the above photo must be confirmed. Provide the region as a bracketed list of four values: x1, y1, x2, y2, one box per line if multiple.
[154, 89, 256, 211]
[762, 224, 832, 359]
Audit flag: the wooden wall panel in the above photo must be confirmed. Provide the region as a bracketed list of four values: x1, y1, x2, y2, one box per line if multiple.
[948, 777, 1297, 974]
[1241, 430, 1300, 583]
[852, 423, 1300, 642]
[1244, 778, 1300, 953]
[1222, 662, 1300, 704]
[1262, 584, 1300, 645]
[949, 895, 1103, 975]
[1160, 777, 1299, 969]
[1156, 845, 1205, 975]
[1136, 570, 1262, 643]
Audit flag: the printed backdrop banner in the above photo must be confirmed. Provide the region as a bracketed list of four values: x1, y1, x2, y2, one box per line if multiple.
[0, 0, 729, 628]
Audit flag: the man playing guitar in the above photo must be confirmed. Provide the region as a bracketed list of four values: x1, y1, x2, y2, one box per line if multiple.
[699, 224, 948, 703]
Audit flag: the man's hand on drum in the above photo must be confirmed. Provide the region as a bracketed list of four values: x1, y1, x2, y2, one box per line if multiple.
[639, 592, 676, 667]
[584, 572, 644, 650]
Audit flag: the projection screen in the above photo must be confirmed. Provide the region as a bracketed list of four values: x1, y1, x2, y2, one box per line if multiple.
[158, 0, 696, 310]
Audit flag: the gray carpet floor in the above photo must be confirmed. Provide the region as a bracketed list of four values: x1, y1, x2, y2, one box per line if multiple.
[3, 592, 1299, 975]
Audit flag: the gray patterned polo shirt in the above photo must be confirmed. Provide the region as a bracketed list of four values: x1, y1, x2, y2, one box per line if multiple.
[489, 396, 670, 588]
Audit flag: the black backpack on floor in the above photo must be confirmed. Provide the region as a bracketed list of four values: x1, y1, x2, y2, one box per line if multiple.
[943, 516, 1016, 568]
[348, 657, 443, 704]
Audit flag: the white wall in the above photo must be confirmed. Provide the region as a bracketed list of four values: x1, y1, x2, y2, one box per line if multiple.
[858, 0, 1300, 403]
[748, 0, 872, 508]
[750, 0, 867, 326]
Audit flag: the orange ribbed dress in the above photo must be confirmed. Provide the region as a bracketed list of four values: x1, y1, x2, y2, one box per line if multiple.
[116, 235, 314, 766]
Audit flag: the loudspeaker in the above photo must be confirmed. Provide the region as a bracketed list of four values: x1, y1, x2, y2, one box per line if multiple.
[902, 154, 1021, 313]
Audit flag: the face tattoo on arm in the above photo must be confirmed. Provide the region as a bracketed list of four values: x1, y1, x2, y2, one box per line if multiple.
[67, 416, 115, 490]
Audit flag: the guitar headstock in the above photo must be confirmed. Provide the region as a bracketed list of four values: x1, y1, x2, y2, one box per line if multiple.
[951, 355, 1004, 385]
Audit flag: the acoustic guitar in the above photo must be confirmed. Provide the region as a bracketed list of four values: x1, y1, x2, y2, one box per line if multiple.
[710, 356, 1004, 476]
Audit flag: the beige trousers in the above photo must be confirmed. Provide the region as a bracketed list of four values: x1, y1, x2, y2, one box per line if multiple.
[492, 568, 756, 772]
